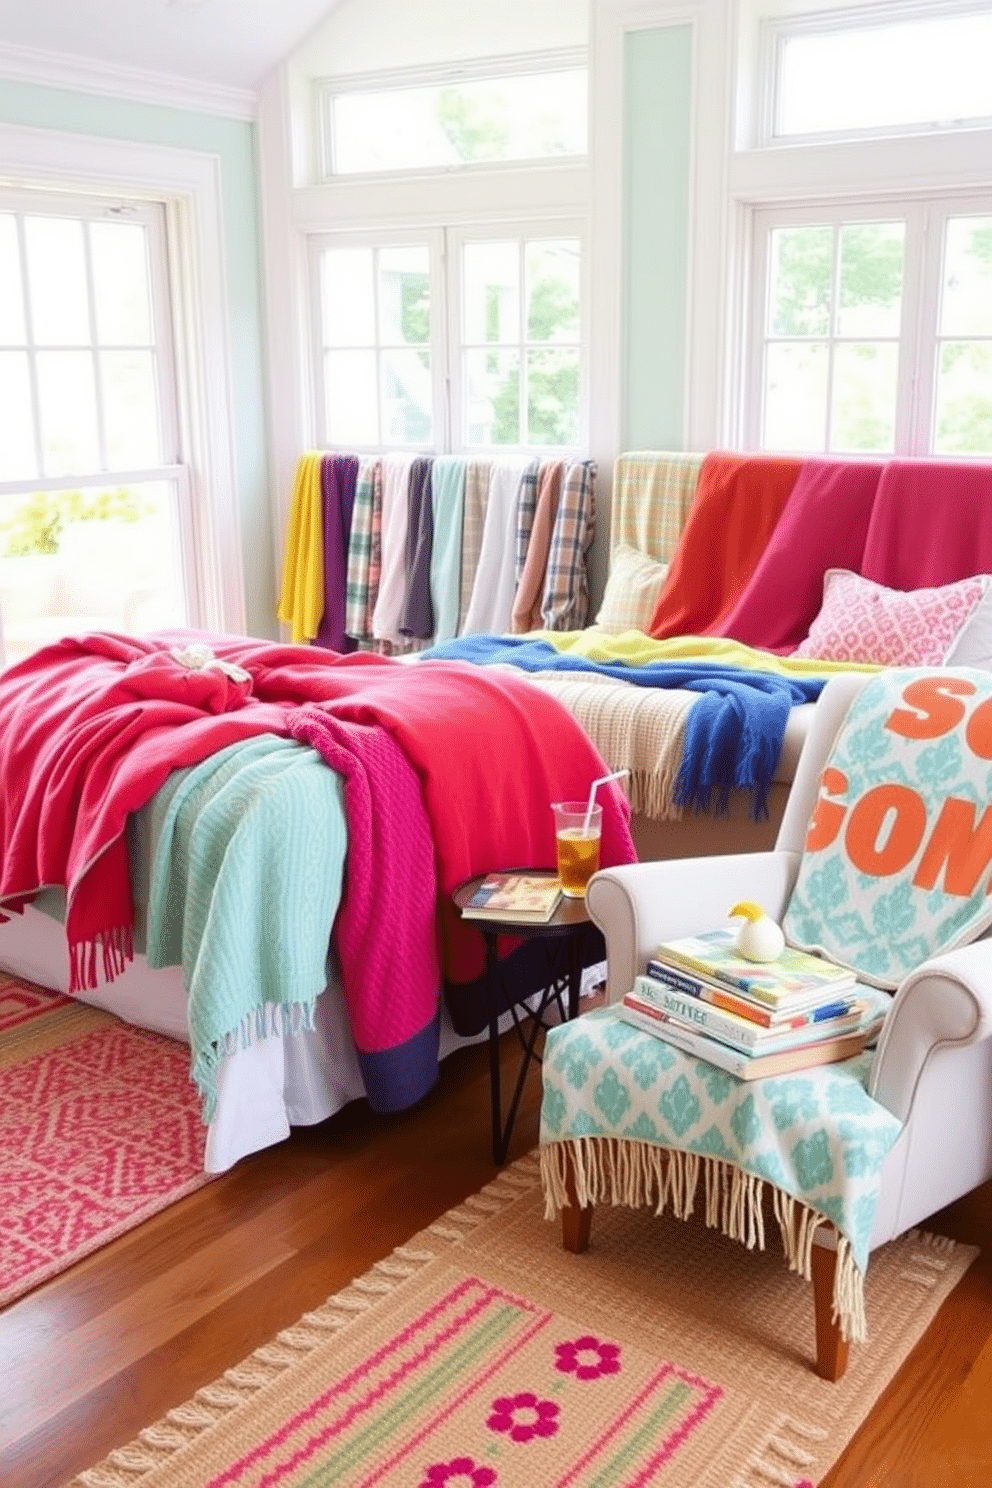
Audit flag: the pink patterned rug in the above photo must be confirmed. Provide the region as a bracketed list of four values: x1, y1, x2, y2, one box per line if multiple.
[66, 1154, 977, 1487]
[0, 973, 212, 1308]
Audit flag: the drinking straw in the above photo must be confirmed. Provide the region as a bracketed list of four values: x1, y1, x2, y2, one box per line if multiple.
[583, 768, 631, 834]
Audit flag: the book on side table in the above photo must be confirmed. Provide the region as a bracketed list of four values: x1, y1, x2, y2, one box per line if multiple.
[460, 871, 562, 923]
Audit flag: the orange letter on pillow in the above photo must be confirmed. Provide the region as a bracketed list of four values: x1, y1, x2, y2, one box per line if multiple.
[965, 697, 992, 761]
[806, 766, 849, 852]
[846, 785, 927, 877]
[913, 798, 992, 897]
[886, 676, 974, 741]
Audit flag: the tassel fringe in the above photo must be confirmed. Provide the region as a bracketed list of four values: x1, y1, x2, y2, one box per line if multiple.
[540, 1136, 867, 1344]
[68, 926, 134, 994]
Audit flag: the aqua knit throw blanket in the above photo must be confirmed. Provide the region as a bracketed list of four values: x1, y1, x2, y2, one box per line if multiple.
[137, 735, 347, 1121]
[540, 1003, 901, 1343]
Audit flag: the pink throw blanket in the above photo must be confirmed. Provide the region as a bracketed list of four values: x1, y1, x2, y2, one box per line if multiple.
[287, 707, 442, 1108]
[860, 460, 992, 590]
[720, 459, 885, 652]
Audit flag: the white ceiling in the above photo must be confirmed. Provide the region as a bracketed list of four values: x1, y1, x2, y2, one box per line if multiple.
[0, 0, 342, 99]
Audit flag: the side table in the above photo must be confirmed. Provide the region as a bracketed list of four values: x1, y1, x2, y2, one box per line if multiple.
[452, 869, 595, 1165]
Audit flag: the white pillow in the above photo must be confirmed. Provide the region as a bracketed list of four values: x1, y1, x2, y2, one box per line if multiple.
[944, 585, 992, 668]
[594, 544, 669, 635]
[792, 568, 989, 667]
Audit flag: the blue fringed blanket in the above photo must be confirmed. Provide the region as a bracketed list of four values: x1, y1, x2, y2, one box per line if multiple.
[422, 634, 826, 818]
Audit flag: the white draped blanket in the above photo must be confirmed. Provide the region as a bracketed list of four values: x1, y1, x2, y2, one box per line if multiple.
[522, 671, 697, 820]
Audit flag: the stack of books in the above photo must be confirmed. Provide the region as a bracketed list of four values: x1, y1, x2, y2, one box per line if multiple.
[619, 926, 884, 1079]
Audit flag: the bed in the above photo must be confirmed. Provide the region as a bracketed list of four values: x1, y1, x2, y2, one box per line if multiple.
[0, 631, 637, 1171]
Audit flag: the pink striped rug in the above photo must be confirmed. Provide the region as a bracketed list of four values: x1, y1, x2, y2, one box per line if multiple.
[0, 973, 212, 1308]
[66, 1152, 976, 1487]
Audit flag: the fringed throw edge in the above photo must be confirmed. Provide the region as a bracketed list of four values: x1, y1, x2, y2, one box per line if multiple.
[190, 999, 318, 1126]
[540, 1135, 867, 1344]
[68, 926, 135, 995]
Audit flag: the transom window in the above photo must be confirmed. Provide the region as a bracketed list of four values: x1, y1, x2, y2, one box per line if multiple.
[319, 52, 587, 177]
[763, 4, 992, 142]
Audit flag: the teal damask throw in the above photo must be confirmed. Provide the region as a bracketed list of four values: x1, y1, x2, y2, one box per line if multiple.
[784, 667, 992, 987]
[539, 1003, 900, 1342]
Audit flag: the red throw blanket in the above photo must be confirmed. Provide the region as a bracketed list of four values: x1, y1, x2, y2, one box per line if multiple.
[719, 458, 885, 653]
[0, 633, 293, 989]
[281, 662, 636, 986]
[646, 452, 804, 639]
[0, 631, 636, 1001]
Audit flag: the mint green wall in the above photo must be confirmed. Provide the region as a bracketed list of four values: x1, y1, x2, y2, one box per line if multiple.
[0, 82, 275, 639]
[622, 25, 692, 451]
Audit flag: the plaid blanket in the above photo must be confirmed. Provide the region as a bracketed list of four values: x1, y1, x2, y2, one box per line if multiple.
[542, 458, 596, 631]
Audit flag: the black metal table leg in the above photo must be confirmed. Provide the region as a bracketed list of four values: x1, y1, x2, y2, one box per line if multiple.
[453, 870, 596, 1168]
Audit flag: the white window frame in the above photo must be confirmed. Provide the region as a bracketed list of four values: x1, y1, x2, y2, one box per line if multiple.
[307, 218, 588, 459]
[738, 185, 992, 459]
[308, 226, 447, 453]
[719, 0, 992, 459]
[0, 123, 247, 636]
[316, 49, 589, 183]
[446, 219, 587, 455]
[757, 0, 992, 148]
[1, 187, 180, 473]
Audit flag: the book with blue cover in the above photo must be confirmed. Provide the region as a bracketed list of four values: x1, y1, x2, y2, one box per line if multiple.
[626, 974, 866, 1054]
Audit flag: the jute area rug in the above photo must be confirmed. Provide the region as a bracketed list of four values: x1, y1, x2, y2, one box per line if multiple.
[0, 973, 213, 1309]
[70, 1151, 977, 1488]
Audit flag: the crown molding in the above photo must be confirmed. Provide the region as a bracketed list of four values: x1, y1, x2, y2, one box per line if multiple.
[0, 41, 256, 121]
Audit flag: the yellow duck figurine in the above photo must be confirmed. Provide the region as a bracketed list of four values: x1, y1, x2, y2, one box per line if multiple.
[729, 901, 786, 963]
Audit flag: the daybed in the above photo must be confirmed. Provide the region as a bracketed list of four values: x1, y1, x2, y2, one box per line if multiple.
[425, 450, 992, 859]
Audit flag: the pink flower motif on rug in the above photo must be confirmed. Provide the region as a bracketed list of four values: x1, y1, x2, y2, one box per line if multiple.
[486, 1390, 560, 1442]
[555, 1334, 623, 1380]
[418, 1459, 497, 1487]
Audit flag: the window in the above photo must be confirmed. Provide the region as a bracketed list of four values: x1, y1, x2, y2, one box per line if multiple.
[0, 190, 190, 667]
[311, 224, 585, 454]
[747, 199, 992, 456]
[315, 239, 437, 447]
[320, 52, 587, 177]
[763, 4, 992, 142]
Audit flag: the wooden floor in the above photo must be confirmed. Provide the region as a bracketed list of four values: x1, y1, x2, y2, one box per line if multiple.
[2, 1023, 991, 1488]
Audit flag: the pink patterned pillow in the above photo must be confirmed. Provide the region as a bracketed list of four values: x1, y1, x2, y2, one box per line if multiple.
[793, 569, 988, 666]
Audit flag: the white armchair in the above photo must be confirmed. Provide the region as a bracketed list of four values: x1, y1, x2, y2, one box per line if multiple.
[581, 671, 992, 1379]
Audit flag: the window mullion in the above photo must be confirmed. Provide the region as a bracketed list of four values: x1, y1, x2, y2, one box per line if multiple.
[83, 222, 109, 472]
[14, 213, 43, 482]
[897, 201, 933, 456]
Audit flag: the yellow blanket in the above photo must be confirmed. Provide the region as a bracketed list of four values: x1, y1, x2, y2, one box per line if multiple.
[277, 453, 325, 644]
[530, 627, 881, 678]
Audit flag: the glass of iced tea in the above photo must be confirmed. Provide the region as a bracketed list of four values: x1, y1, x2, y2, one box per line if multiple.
[551, 800, 603, 897]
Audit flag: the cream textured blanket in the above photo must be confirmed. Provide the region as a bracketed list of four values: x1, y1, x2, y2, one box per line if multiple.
[522, 671, 696, 820]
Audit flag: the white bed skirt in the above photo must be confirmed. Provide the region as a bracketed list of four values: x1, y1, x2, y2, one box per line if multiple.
[0, 902, 484, 1174]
